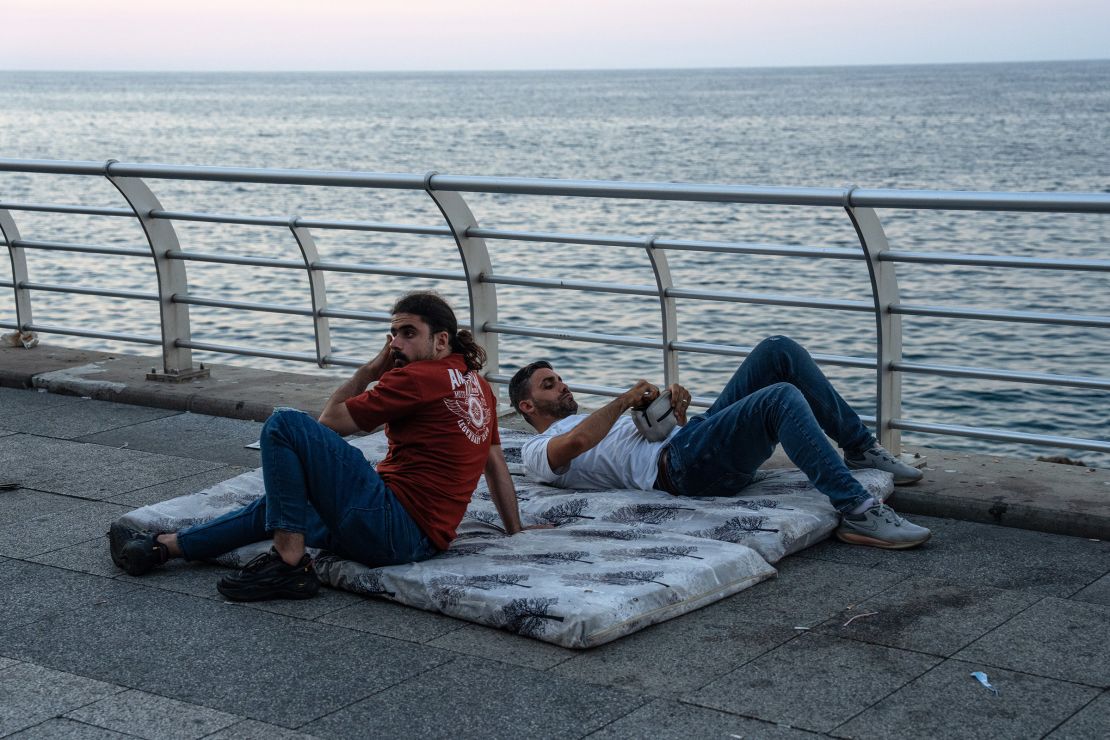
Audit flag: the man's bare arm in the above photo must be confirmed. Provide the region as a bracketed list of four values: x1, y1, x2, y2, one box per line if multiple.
[484, 446, 524, 535]
[318, 336, 393, 435]
[545, 379, 658, 471]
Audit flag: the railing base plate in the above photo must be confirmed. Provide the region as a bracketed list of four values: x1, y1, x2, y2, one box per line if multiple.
[146, 366, 210, 383]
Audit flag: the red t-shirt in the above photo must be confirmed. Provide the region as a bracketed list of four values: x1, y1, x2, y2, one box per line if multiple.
[344, 353, 499, 550]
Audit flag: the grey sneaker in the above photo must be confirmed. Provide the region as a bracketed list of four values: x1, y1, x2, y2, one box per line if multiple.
[836, 503, 931, 549]
[845, 446, 923, 485]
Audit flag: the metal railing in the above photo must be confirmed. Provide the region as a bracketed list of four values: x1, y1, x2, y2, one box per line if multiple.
[2, 158, 1109, 454]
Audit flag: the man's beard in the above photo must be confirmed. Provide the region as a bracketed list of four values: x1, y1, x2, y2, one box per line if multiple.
[534, 394, 578, 420]
[391, 338, 436, 367]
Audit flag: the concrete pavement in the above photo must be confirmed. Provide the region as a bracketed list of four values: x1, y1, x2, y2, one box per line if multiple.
[1, 349, 1108, 738]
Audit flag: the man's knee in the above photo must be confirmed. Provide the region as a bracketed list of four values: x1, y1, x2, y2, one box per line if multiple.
[263, 407, 314, 439]
[762, 381, 805, 408]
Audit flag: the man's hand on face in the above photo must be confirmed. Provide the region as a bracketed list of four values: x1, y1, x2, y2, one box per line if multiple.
[622, 379, 660, 411]
[365, 335, 396, 380]
[668, 383, 693, 425]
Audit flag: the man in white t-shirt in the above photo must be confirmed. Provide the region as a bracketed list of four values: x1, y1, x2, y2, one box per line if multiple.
[509, 335, 931, 549]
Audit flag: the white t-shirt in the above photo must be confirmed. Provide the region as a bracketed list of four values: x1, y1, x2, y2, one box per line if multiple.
[521, 415, 679, 491]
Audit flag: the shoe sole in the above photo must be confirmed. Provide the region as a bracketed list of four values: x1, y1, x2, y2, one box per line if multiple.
[216, 579, 320, 602]
[107, 522, 138, 571]
[845, 461, 924, 486]
[835, 530, 931, 549]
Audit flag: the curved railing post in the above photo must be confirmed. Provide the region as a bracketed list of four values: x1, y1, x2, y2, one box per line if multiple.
[289, 219, 332, 366]
[1, 208, 34, 339]
[847, 201, 902, 452]
[424, 174, 499, 378]
[106, 162, 208, 380]
[644, 235, 679, 385]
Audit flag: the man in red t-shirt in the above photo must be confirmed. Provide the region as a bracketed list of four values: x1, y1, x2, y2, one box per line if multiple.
[109, 291, 524, 601]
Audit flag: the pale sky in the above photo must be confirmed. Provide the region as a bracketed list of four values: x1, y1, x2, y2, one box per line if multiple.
[3, 0, 1108, 71]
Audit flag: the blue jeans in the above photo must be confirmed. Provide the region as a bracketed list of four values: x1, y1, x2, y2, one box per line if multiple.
[177, 408, 439, 567]
[665, 336, 877, 513]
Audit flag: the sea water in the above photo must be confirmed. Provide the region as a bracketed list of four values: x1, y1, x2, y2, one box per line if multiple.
[1, 61, 1108, 463]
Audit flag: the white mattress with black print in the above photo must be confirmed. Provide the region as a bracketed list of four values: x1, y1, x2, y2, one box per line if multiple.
[113, 429, 893, 648]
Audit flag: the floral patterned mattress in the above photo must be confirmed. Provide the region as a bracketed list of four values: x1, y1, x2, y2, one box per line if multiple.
[116, 429, 892, 648]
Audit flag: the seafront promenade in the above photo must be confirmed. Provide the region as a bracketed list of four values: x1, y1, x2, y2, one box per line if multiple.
[1, 344, 1107, 738]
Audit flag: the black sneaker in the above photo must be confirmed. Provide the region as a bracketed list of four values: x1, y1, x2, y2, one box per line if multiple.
[216, 548, 320, 602]
[108, 521, 170, 576]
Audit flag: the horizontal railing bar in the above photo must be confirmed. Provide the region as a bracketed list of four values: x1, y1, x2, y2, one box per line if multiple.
[892, 303, 1110, 328]
[318, 308, 393, 322]
[482, 274, 658, 297]
[2, 159, 1108, 212]
[894, 361, 1110, 391]
[893, 418, 1110, 453]
[850, 189, 1110, 214]
[22, 322, 162, 345]
[657, 240, 862, 260]
[174, 295, 314, 316]
[166, 250, 304, 269]
[881, 250, 1110, 272]
[177, 339, 321, 363]
[486, 322, 663, 350]
[151, 209, 452, 236]
[669, 340, 876, 369]
[0, 201, 134, 217]
[483, 274, 873, 312]
[313, 261, 467, 281]
[469, 227, 862, 260]
[163, 250, 467, 281]
[12, 239, 150, 258]
[667, 287, 872, 312]
[21, 281, 158, 302]
[320, 354, 365, 369]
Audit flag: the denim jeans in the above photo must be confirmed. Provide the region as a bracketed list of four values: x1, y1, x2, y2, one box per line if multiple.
[177, 408, 439, 567]
[665, 335, 878, 513]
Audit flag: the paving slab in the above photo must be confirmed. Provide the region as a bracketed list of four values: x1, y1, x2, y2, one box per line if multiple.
[800, 517, 1110, 598]
[3, 396, 179, 439]
[426, 623, 578, 671]
[1047, 690, 1110, 739]
[30, 537, 126, 578]
[1071, 573, 1110, 607]
[1, 587, 449, 728]
[552, 611, 797, 697]
[114, 560, 226, 598]
[149, 615, 451, 728]
[316, 597, 468, 644]
[588, 699, 822, 739]
[0, 662, 125, 737]
[203, 719, 322, 740]
[833, 658, 1101, 740]
[106, 466, 251, 508]
[0, 434, 221, 500]
[235, 583, 366, 620]
[0, 657, 18, 671]
[5, 718, 133, 739]
[0, 499, 129, 559]
[303, 655, 647, 740]
[686, 632, 939, 734]
[0, 386, 87, 412]
[955, 597, 1110, 688]
[813, 576, 1042, 656]
[64, 689, 241, 740]
[0, 560, 138, 632]
[693, 556, 907, 630]
[0, 587, 283, 681]
[77, 413, 264, 467]
[0, 488, 101, 524]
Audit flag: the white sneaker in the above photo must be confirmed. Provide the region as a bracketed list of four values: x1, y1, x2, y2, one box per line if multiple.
[835, 503, 931, 549]
[845, 446, 924, 485]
